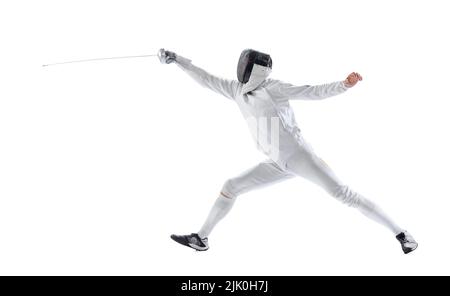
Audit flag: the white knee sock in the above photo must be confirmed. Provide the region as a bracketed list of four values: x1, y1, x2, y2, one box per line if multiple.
[198, 194, 236, 239]
[333, 186, 403, 235]
[357, 196, 403, 235]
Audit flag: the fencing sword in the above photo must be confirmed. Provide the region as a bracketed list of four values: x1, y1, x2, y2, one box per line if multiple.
[42, 51, 162, 67]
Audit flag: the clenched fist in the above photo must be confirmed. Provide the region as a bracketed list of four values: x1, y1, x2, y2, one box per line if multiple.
[344, 72, 363, 88]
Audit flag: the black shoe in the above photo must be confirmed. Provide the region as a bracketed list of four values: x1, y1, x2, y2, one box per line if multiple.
[396, 231, 418, 254]
[170, 233, 209, 251]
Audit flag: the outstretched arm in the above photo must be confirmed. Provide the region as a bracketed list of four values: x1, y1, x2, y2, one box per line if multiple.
[275, 72, 363, 101]
[159, 49, 239, 100]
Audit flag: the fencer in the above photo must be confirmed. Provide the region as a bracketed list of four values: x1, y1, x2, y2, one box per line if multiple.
[159, 48, 418, 254]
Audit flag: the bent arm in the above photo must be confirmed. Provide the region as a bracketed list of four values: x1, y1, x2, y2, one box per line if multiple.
[175, 55, 239, 100]
[277, 81, 348, 101]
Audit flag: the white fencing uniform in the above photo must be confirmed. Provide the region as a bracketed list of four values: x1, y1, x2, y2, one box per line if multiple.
[174, 56, 403, 239]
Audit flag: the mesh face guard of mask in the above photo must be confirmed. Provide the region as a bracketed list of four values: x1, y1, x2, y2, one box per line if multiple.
[237, 49, 272, 83]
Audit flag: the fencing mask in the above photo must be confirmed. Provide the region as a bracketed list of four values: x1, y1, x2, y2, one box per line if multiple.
[237, 49, 272, 83]
[237, 49, 272, 93]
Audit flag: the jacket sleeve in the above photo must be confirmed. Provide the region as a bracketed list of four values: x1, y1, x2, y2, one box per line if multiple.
[274, 80, 348, 101]
[175, 55, 239, 100]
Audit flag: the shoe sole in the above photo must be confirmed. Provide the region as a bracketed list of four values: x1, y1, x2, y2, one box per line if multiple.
[403, 244, 418, 254]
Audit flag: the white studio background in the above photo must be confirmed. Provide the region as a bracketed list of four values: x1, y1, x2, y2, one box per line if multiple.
[0, 0, 449, 275]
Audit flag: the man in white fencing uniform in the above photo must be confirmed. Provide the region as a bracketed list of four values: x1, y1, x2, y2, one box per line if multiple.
[159, 48, 417, 254]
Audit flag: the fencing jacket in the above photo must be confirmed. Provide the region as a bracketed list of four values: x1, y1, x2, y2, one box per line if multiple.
[175, 55, 348, 169]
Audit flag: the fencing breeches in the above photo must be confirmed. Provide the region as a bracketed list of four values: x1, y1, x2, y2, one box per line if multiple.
[198, 149, 402, 239]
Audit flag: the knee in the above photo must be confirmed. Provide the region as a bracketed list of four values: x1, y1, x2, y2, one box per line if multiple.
[221, 179, 238, 199]
[332, 185, 362, 208]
